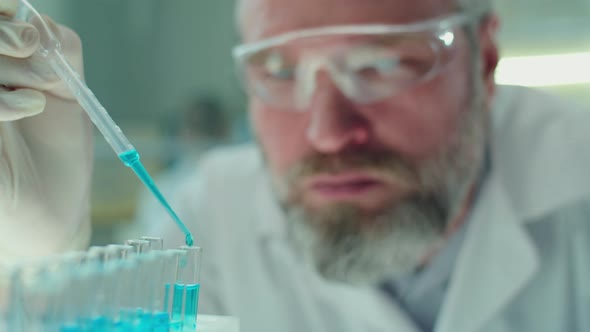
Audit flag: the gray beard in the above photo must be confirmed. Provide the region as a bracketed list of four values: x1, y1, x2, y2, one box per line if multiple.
[277, 83, 488, 285]
[286, 196, 448, 285]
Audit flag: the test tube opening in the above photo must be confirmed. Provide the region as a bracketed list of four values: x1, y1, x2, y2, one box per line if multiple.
[140, 236, 164, 251]
[125, 240, 151, 254]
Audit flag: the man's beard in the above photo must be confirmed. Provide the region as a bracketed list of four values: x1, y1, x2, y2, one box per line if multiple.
[270, 83, 488, 285]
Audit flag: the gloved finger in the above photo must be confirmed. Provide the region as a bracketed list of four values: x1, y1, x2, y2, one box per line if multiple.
[0, 53, 62, 91]
[0, 16, 40, 58]
[53, 18, 84, 77]
[0, 0, 18, 18]
[26, 14, 84, 74]
[0, 15, 81, 93]
[5, 15, 84, 99]
[0, 87, 45, 121]
[35, 15, 85, 99]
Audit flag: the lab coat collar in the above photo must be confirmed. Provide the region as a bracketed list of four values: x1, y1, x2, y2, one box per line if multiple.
[434, 165, 539, 332]
[435, 85, 590, 332]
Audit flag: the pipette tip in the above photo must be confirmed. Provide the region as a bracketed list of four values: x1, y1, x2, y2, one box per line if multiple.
[185, 234, 194, 247]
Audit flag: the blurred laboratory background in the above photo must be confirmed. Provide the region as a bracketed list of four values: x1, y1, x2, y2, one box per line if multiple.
[32, 0, 590, 245]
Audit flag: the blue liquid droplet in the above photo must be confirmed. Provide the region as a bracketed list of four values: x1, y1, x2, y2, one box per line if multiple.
[185, 234, 194, 247]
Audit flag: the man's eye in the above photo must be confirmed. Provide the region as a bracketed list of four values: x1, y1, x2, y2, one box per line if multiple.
[352, 57, 401, 78]
[267, 67, 296, 80]
[369, 57, 401, 75]
[264, 53, 296, 80]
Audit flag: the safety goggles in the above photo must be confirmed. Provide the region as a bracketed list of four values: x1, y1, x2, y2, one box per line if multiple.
[233, 12, 479, 110]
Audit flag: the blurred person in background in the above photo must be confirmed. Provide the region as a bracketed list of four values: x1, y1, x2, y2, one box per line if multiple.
[1, 0, 590, 331]
[133, 94, 231, 235]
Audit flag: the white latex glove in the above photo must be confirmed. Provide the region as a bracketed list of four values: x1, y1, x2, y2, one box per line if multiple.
[0, 0, 93, 263]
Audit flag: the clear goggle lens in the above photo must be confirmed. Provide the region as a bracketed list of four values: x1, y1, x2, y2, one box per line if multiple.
[234, 15, 475, 110]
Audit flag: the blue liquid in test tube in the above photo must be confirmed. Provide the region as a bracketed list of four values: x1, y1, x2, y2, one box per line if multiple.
[171, 284, 185, 328]
[170, 283, 201, 331]
[111, 318, 133, 332]
[163, 283, 171, 312]
[138, 310, 155, 331]
[152, 311, 170, 332]
[184, 284, 201, 330]
[60, 324, 82, 332]
[90, 316, 110, 332]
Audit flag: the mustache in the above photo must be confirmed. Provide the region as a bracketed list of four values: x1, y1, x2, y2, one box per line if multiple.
[285, 148, 421, 185]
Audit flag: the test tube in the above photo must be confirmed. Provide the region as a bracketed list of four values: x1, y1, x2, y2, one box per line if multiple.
[121, 251, 153, 328]
[4, 263, 28, 331]
[15, 261, 68, 331]
[95, 260, 120, 331]
[110, 259, 137, 331]
[0, 269, 10, 332]
[87, 246, 111, 266]
[133, 252, 164, 330]
[125, 239, 151, 254]
[85, 259, 118, 332]
[168, 250, 187, 331]
[151, 250, 181, 332]
[106, 244, 135, 260]
[141, 236, 164, 250]
[172, 246, 202, 332]
[10, 265, 44, 332]
[7, 265, 25, 332]
[41, 253, 85, 331]
[36, 271, 66, 332]
[41, 261, 76, 332]
[76, 264, 104, 331]
[60, 264, 98, 332]
[59, 251, 88, 269]
[99, 245, 127, 328]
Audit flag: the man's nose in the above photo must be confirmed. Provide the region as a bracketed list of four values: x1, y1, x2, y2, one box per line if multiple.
[305, 70, 371, 153]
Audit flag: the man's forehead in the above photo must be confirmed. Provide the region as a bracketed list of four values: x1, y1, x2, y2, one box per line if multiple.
[238, 0, 456, 42]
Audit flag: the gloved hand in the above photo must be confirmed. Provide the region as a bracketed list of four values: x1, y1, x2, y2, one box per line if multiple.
[0, 0, 93, 263]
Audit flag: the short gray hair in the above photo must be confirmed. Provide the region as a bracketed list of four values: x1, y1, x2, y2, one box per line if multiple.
[455, 0, 494, 14]
[236, 0, 495, 27]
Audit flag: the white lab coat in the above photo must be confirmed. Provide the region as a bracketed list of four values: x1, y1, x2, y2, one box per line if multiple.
[157, 85, 590, 332]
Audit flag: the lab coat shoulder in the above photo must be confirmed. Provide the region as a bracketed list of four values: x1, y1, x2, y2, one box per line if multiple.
[437, 87, 590, 332]
[492, 85, 590, 221]
[488, 86, 590, 330]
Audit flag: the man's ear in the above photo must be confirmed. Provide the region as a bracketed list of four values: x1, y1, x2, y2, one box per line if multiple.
[478, 13, 500, 103]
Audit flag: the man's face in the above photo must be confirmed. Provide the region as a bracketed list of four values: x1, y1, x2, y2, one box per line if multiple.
[239, 0, 497, 284]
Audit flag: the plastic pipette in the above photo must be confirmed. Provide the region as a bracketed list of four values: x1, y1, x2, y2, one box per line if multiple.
[16, 0, 194, 246]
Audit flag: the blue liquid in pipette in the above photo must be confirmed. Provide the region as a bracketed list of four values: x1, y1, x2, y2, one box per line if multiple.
[118, 149, 194, 246]
[184, 284, 201, 330]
